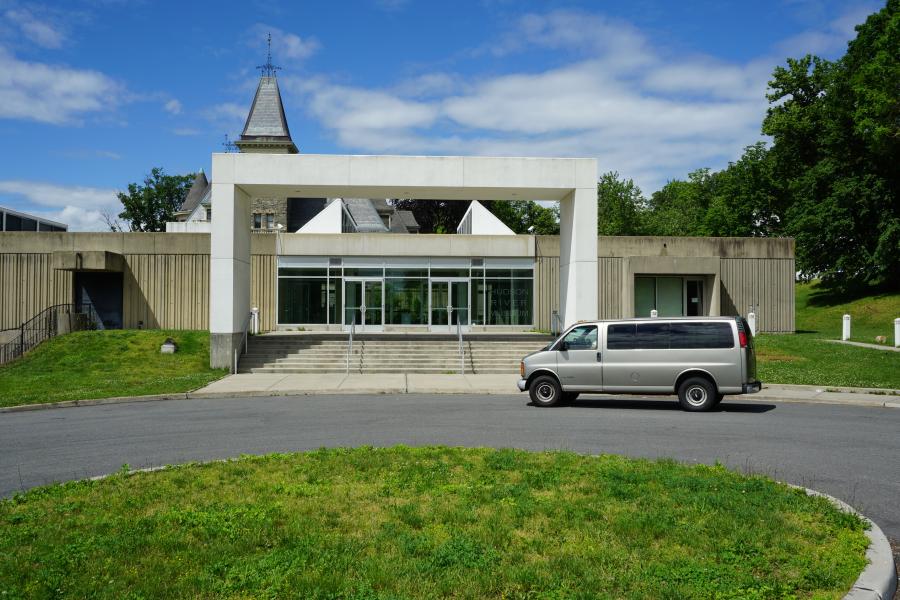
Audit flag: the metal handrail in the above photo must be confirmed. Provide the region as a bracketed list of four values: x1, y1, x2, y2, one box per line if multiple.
[233, 310, 254, 374]
[457, 316, 464, 375]
[346, 314, 356, 374]
[0, 304, 100, 365]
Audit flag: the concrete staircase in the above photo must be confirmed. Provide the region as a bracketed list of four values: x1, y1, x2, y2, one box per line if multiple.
[238, 333, 552, 375]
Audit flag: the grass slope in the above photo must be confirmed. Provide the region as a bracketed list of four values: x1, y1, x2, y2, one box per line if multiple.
[755, 282, 900, 389]
[0, 330, 226, 407]
[0, 447, 868, 599]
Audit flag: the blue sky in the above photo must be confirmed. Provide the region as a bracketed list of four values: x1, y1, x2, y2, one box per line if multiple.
[0, 0, 879, 230]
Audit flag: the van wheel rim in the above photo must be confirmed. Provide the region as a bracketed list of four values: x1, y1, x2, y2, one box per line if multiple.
[686, 386, 708, 406]
[537, 383, 555, 402]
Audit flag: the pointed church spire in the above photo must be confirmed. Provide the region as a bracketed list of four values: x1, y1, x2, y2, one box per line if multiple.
[235, 33, 298, 154]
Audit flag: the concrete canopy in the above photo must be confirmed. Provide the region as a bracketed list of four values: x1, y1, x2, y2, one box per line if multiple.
[210, 153, 598, 368]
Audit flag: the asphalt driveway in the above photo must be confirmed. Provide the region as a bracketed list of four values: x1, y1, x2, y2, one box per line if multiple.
[1, 393, 898, 539]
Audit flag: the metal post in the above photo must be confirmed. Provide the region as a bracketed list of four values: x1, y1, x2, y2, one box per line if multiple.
[457, 317, 464, 375]
[748, 312, 757, 336]
[894, 318, 899, 348]
[650, 309, 658, 318]
[842, 314, 851, 341]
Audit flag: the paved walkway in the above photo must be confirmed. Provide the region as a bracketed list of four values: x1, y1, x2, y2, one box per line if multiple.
[827, 339, 900, 352]
[192, 373, 900, 408]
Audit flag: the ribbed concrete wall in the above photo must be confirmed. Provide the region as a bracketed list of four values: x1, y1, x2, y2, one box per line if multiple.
[721, 258, 795, 333]
[1, 232, 795, 333]
[0, 253, 71, 329]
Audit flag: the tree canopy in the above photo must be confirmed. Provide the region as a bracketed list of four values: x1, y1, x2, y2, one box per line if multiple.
[116, 168, 195, 232]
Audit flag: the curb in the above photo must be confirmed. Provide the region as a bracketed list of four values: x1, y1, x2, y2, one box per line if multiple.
[0, 393, 191, 413]
[3, 387, 900, 412]
[797, 487, 898, 600]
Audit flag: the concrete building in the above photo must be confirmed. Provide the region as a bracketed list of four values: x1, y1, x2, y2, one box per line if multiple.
[0, 206, 67, 232]
[0, 47, 795, 369]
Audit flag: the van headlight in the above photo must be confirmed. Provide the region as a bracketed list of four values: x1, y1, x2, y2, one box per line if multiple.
[520, 361, 525, 378]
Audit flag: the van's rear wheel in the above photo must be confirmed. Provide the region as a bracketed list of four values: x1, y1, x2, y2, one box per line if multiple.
[530, 375, 562, 407]
[677, 377, 717, 412]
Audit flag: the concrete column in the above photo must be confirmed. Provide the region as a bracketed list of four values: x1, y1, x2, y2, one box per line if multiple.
[210, 182, 251, 369]
[559, 186, 598, 327]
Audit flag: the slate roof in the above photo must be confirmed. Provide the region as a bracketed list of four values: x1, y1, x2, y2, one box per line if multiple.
[397, 210, 420, 233]
[342, 199, 389, 233]
[178, 171, 210, 215]
[237, 76, 298, 152]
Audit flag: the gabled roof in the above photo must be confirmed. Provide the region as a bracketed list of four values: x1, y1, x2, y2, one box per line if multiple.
[237, 76, 297, 152]
[177, 171, 210, 215]
[343, 199, 389, 233]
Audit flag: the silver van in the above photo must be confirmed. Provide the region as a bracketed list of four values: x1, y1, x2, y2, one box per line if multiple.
[517, 316, 760, 411]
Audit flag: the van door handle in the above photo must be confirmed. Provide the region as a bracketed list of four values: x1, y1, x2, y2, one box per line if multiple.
[596, 352, 602, 362]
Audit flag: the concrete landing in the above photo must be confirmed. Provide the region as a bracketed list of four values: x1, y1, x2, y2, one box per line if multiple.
[826, 339, 900, 352]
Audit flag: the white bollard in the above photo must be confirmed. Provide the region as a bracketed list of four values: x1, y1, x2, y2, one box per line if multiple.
[650, 309, 658, 318]
[842, 314, 851, 341]
[251, 306, 260, 335]
[747, 312, 757, 336]
[894, 318, 900, 347]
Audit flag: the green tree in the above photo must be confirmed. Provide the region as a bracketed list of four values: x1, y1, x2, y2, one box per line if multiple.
[596, 172, 646, 235]
[391, 199, 470, 233]
[488, 200, 560, 235]
[643, 169, 714, 236]
[705, 142, 784, 237]
[116, 168, 196, 232]
[762, 0, 899, 288]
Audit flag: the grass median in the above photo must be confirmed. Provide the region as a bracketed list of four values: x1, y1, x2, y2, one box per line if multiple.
[0, 447, 869, 599]
[0, 330, 226, 408]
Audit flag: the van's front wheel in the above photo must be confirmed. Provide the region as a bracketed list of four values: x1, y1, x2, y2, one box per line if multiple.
[677, 377, 717, 412]
[529, 375, 562, 407]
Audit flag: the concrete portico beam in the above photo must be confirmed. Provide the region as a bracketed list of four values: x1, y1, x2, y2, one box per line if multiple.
[209, 153, 599, 367]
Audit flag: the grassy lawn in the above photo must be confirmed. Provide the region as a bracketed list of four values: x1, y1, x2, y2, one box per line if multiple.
[0, 330, 226, 408]
[0, 447, 868, 599]
[754, 281, 900, 390]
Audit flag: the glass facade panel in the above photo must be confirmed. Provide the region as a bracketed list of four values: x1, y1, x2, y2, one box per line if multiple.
[634, 277, 655, 317]
[278, 267, 327, 277]
[386, 269, 428, 278]
[344, 268, 382, 277]
[430, 268, 469, 277]
[481, 279, 532, 325]
[431, 281, 449, 326]
[657, 277, 683, 317]
[386, 279, 427, 325]
[278, 279, 327, 324]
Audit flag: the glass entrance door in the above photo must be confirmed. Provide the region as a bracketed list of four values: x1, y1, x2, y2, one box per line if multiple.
[343, 279, 383, 331]
[430, 279, 469, 331]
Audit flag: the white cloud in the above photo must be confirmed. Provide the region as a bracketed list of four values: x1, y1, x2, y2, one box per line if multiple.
[0, 180, 120, 231]
[248, 24, 319, 61]
[202, 102, 247, 128]
[778, 2, 879, 57]
[0, 46, 123, 125]
[5, 8, 65, 49]
[163, 99, 182, 115]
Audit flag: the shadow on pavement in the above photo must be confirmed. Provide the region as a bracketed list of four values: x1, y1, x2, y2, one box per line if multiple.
[533, 397, 777, 413]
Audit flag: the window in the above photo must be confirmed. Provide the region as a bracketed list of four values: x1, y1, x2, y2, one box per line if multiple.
[635, 322, 669, 349]
[607, 323, 636, 350]
[669, 322, 734, 349]
[559, 325, 597, 350]
[253, 213, 262, 229]
[266, 214, 274, 229]
[634, 276, 685, 317]
[278, 278, 328, 323]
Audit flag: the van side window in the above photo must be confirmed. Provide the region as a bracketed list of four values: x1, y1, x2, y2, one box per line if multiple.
[560, 325, 597, 350]
[669, 322, 734, 349]
[607, 324, 636, 350]
[635, 323, 669, 349]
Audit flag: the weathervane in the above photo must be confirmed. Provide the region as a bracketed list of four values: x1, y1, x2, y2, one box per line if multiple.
[256, 33, 281, 77]
[222, 134, 238, 153]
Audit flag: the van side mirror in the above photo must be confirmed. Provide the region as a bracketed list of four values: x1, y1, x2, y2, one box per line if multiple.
[559, 341, 569, 352]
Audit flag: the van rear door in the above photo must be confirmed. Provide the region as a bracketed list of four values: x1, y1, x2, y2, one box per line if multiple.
[738, 317, 757, 382]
